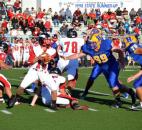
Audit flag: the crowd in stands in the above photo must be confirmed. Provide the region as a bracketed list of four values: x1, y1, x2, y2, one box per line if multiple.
[0, 0, 142, 67]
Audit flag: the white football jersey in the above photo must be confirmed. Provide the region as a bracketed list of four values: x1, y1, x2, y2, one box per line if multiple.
[33, 44, 43, 57]
[59, 38, 84, 56]
[46, 47, 56, 57]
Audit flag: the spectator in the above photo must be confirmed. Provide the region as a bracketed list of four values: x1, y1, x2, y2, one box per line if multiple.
[32, 26, 40, 37]
[129, 8, 137, 21]
[73, 8, 82, 21]
[122, 8, 129, 20]
[72, 16, 81, 29]
[137, 8, 142, 18]
[30, 7, 36, 18]
[7, 7, 14, 20]
[96, 9, 101, 20]
[23, 8, 30, 16]
[44, 17, 52, 32]
[124, 19, 130, 34]
[19, 18, 28, 34]
[52, 11, 59, 27]
[65, 7, 72, 22]
[115, 7, 122, 19]
[102, 11, 109, 21]
[88, 8, 96, 21]
[36, 8, 45, 20]
[1, 19, 8, 33]
[59, 23, 69, 37]
[36, 19, 45, 32]
[118, 25, 125, 35]
[13, 0, 22, 13]
[59, 8, 65, 23]
[86, 16, 95, 28]
[46, 8, 53, 19]
[101, 20, 110, 33]
[6, 0, 14, 10]
[82, 8, 88, 26]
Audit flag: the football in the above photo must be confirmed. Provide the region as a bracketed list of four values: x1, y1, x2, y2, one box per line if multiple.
[40, 53, 51, 63]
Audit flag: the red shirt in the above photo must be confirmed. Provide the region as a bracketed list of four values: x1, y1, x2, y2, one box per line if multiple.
[44, 21, 51, 30]
[7, 9, 14, 20]
[1, 21, 8, 28]
[135, 16, 141, 24]
[134, 27, 140, 34]
[110, 13, 116, 19]
[113, 39, 120, 47]
[88, 13, 96, 19]
[102, 13, 109, 20]
[36, 11, 45, 19]
[14, 1, 20, 8]
[102, 22, 109, 28]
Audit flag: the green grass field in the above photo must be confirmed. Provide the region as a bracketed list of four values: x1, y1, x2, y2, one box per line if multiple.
[0, 67, 142, 130]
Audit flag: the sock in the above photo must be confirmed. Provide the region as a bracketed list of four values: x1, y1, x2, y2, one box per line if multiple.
[31, 83, 36, 90]
[0, 97, 4, 101]
[140, 102, 142, 107]
[82, 79, 94, 96]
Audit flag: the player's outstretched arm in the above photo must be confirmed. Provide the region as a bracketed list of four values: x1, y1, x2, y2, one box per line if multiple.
[127, 70, 142, 83]
[63, 52, 86, 60]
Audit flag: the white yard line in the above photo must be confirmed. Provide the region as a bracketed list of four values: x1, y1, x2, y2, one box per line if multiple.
[75, 88, 111, 96]
[88, 108, 98, 112]
[0, 109, 12, 115]
[44, 108, 56, 113]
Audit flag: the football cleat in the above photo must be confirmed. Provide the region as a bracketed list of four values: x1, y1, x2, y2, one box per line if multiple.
[129, 88, 136, 105]
[49, 101, 58, 110]
[111, 101, 122, 108]
[8, 95, 18, 108]
[79, 92, 87, 100]
[49, 104, 58, 110]
[15, 101, 21, 105]
[130, 104, 142, 111]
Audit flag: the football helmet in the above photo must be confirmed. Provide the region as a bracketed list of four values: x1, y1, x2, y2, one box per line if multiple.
[90, 28, 102, 36]
[89, 29, 102, 50]
[123, 35, 137, 48]
[67, 28, 77, 38]
[0, 43, 9, 53]
[38, 33, 50, 46]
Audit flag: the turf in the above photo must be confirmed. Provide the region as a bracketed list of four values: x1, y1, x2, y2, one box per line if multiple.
[0, 67, 142, 130]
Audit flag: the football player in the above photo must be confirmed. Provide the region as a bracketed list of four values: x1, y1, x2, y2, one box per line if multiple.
[122, 35, 142, 110]
[8, 35, 58, 110]
[62, 29, 136, 108]
[31, 68, 88, 110]
[57, 28, 84, 95]
[0, 58, 12, 103]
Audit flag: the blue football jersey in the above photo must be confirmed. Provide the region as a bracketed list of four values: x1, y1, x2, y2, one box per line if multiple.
[126, 43, 142, 65]
[82, 39, 116, 65]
